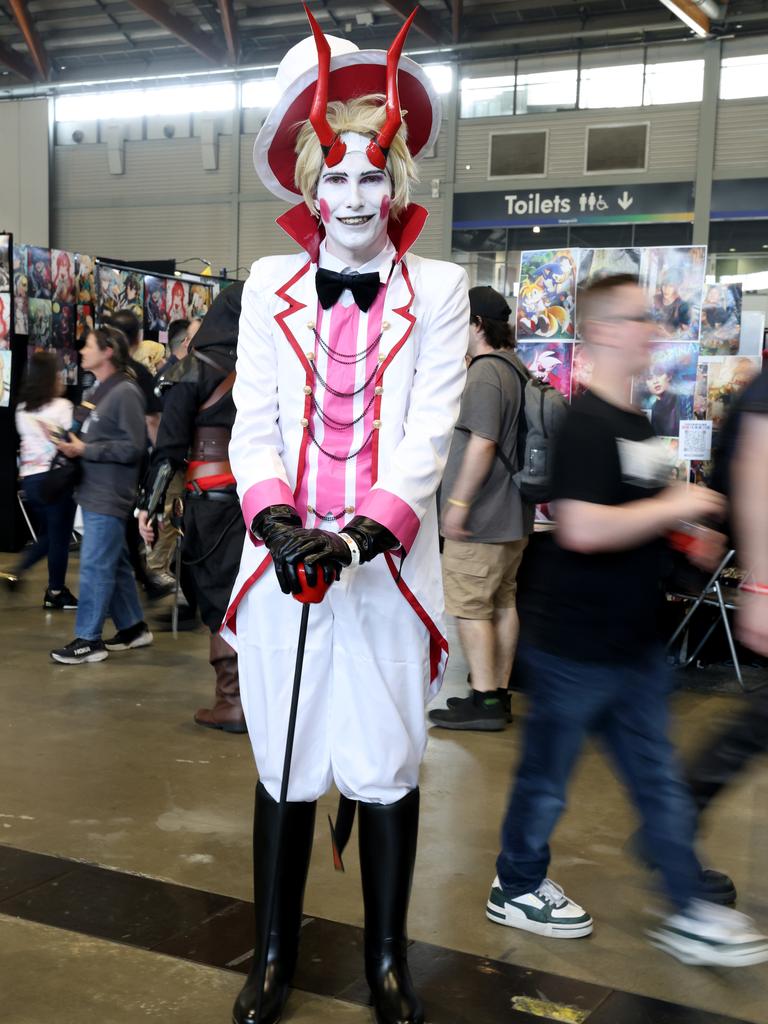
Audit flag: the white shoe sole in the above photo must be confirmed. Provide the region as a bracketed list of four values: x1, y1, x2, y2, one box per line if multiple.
[486, 900, 594, 938]
[648, 929, 768, 967]
[50, 650, 109, 664]
[105, 632, 153, 652]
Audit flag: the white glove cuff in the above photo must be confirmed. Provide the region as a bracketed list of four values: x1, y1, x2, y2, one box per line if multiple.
[339, 532, 361, 568]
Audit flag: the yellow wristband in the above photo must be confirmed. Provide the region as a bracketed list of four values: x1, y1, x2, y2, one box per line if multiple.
[447, 497, 470, 509]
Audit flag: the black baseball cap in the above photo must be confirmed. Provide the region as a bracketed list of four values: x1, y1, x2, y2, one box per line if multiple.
[469, 285, 511, 321]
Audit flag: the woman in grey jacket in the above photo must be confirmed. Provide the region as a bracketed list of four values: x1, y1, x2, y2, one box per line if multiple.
[50, 327, 152, 664]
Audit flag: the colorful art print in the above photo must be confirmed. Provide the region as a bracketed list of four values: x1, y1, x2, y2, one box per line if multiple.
[76, 254, 96, 303]
[0, 349, 11, 408]
[76, 304, 94, 343]
[52, 301, 76, 349]
[0, 292, 10, 348]
[116, 270, 144, 321]
[632, 341, 699, 437]
[700, 283, 742, 356]
[516, 249, 578, 341]
[28, 297, 52, 347]
[0, 234, 10, 291]
[516, 341, 573, 399]
[577, 247, 641, 289]
[658, 436, 689, 484]
[144, 276, 168, 334]
[14, 290, 28, 336]
[166, 279, 189, 323]
[690, 459, 715, 487]
[210, 281, 222, 302]
[52, 250, 76, 305]
[60, 347, 79, 385]
[693, 360, 709, 420]
[571, 343, 594, 400]
[641, 245, 706, 341]
[28, 246, 52, 300]
[97, 265, 122, 318]
[700, 355, 761, 430]
[189, 282, 212, 319]
[13, 243, 28, 280]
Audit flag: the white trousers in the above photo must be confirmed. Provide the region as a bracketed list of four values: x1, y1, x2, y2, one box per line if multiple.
[236, 558, 430, 804]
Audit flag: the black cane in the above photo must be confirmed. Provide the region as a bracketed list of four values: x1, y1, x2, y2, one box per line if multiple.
[252, 564, 329, 1023]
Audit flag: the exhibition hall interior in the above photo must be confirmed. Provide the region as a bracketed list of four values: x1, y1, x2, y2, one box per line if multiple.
[2, 1, 768, 1022]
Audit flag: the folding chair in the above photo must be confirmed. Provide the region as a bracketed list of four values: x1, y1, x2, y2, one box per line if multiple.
[666, 549, 751, 691]
[17, 489, 37, 543]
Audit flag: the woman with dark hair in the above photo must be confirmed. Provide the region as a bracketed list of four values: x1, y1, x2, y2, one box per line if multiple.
[49, 327, 152, 664]
[12, 352, 78, 607]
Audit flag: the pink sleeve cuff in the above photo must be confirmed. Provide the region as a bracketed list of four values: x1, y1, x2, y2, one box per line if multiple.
[242, 478, 295, 530]
[356, 488, 420, 553]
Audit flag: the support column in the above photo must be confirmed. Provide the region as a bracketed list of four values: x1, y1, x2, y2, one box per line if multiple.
[441, 64, 460, 261]
[692, 38, 722, 247]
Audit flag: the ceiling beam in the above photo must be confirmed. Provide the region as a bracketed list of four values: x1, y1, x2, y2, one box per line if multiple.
[658, 0, 711, 36]
[218, 0, 239, 64]
[125, 0, 227, 63]
[379, 0, 443, 44]
[452, 0, 462, 43]
[0, 37, 36, 82]
[9, 0, 50, 80]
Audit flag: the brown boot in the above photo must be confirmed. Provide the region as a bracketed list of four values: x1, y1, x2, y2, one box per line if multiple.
[195, 633, 247, 734]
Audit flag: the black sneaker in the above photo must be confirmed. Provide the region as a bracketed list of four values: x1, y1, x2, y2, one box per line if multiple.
[447, 687, 513, 723]
[43, 587, 78, 610]
[143, 572, 176, 601]
[104, 621, 153, 651]
[50, 638, 108, 664]
[429, 692, 506, 731]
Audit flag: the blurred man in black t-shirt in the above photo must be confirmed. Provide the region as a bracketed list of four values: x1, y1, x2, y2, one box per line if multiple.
[485, 275, 768, 967]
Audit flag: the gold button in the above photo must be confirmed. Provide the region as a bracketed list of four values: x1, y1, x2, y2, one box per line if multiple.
[345, 505, 354, 514]
[303, 385, 312, 395]
[374, 386, 383, 396]
[382, 321, 390, 330]
[306, 321, 315, 329]
[373, 419, 382, 429]
[307, 504, 315, 514]
[301, 417, 309, 427]
[306, 351, 314, 360]
[378, 354, 386, 363]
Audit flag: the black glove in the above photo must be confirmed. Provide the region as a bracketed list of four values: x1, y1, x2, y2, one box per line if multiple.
[343, 516, 399, 563]
[252, 504, 302, 595]
[275, 517, 398, 594]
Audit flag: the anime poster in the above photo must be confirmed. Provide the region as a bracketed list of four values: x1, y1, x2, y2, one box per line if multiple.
[166, 279, 189, 324]
[76, 304, 94, 343]
[693, 360, 709, 419]
[700, 283, 742, 356]
[52, 301, 76, 349]
[0, 292, 10, 348]
[28, 297, 52, 347]
[690, 459, 715, 487]
[642, 246, 706, 341]
[633, 341, 699, 437]
[700, 355, 761, 430]
[27, 246, 52, 300]
[189, 282, 212, 320]
[116, 270, 144, 321]
[516, 249, 578, 340]
[0, 349, 11, 408]
[577, 247, 641, 290]
[97, 265, 122, 319]
[516, 341, 573, 399]
[658, 436, 689, 484]
[61, 347, 79, 386]
[144, 276, 168, 334]
[571, 343, 594, 400]
[13, 244, 29, 334]
[51, 250, 76, 304]
[76, 254, 96, 303]
[0, 234, 10, 291]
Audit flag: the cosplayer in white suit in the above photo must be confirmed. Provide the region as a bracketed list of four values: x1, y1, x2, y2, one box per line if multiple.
[224, 12, 468, 1024]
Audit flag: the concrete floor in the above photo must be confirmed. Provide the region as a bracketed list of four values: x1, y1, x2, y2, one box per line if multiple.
[1, 560, 768, 1022]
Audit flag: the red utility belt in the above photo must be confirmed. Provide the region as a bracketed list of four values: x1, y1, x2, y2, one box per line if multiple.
[185, 460, 236, 492]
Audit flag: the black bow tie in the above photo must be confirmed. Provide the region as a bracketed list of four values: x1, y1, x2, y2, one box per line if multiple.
[315, 268, 381, 312]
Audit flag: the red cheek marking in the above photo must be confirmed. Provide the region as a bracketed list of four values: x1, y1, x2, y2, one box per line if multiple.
[319, 199, 331, 223]
[379, 195, 391, 221]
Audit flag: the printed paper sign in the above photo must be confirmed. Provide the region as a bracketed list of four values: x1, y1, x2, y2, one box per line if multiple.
[679, 419, 713, 462]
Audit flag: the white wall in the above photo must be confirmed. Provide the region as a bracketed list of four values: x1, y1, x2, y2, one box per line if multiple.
[0, 98, 50, 246]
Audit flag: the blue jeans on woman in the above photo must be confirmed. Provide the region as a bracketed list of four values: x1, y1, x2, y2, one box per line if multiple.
[19, 472, 76, 591]
[497, 643, 703, 910]
[75, 509, 144, 641]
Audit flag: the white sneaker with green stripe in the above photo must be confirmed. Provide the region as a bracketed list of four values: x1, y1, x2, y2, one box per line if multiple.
[648, 900, 768, 967]
[486, 877, 593, 938]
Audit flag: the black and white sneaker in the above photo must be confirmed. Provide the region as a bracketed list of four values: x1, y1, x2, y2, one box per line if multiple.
[50, 638, 108, 664]
[43, 587, 78, 610]
[648, 900, 768, 967]
[486, 877, 593, 938]
[104, 621, 153, 651]
[447, 687, 513, 723]
[429, 691, 507, 731]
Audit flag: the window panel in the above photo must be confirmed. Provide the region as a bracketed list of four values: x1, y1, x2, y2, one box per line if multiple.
[585, 124, 648, 173]
[579, 64, 644, 109]
[489, 131, 548, 177]
[644, 60, 704, 105]
[720, 54, 768, 100]
[516, 69, 577, 114]
[460, 75, 515, 118]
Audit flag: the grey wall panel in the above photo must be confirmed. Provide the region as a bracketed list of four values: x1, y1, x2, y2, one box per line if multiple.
[714, 100, 768, 178]
[0, 98, 50, 246]
[238, 200, 302, 270]
[411, 198, 446, 260]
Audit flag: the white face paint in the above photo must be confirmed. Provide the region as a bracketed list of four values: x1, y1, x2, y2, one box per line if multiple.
[315, 133, 393, 268]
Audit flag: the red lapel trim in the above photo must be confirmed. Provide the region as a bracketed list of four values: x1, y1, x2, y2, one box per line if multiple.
[275, 203, 429, 263]
[384, 551, 448, 683]
[222, 553, 272, 635]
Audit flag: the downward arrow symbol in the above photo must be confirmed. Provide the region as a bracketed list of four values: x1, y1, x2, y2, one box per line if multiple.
[617, 190, 634, 211]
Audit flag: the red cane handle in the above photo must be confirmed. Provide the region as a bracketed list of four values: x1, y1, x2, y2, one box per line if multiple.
[292, 563, 332, 604]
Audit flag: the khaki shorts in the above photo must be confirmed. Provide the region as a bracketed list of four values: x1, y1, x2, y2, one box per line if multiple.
[442, 538, 528, 620]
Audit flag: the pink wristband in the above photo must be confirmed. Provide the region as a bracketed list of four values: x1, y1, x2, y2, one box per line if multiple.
[741, 582, 768, 596]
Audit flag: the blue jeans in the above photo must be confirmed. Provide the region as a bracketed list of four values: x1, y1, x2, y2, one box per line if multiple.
[19, 473, 76, 591]
[497, 644, 702, 910]
[75, 510, 144, 641]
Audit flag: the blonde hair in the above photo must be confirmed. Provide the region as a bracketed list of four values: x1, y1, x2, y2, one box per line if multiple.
[294, 94, 418, 217]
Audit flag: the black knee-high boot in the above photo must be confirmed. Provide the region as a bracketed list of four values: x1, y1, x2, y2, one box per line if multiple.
[232, 782, 316, 1024]
[358, 788, 424, 1024]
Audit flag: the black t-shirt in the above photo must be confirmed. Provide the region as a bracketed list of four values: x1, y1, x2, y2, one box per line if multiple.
[128, 357, 162, 415]
[519, 391, 669, 663]
[711, 365, 768, 497]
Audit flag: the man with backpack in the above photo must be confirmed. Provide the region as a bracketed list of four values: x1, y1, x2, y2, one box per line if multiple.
[430, 286, 537, 732]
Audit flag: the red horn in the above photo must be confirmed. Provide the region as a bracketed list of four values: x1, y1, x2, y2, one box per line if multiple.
[304, 4, 346, 166]
[366, 8, 417, 170]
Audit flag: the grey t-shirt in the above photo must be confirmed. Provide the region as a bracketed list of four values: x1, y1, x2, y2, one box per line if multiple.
[76, 377, 147, 520]
[440, 349, 534, 543]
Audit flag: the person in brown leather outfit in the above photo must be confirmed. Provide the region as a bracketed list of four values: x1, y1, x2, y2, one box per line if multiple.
[139, 282, 246, 733]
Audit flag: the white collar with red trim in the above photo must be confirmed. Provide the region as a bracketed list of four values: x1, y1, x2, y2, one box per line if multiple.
[276, 203, 429, 265]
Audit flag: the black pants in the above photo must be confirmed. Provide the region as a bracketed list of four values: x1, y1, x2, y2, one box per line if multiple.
[19, 473, 76, 590]
[182, 494, 245, 632]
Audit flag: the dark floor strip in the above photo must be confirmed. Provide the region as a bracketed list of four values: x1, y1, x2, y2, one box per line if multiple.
[0, 843, 751, 1024]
